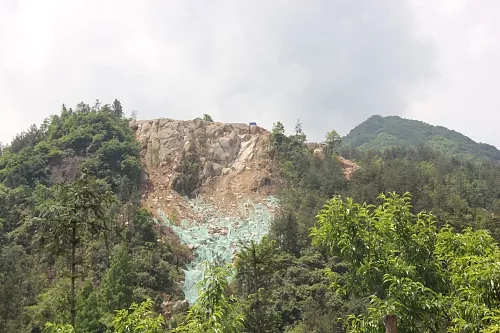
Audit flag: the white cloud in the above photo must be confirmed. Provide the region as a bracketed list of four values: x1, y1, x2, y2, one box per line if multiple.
[0, 0, 498, 148]
[406, 0, 500, 146]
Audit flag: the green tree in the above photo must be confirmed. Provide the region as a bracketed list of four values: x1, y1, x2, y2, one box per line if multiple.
[325, 130, 342, 154]
[202, 113, 214, 122]
[293, 120, 306, 144]
[173, 263, 245, 333]
[102, 244, 134, 313]
[271, 212, 299, 255]
[112, 299, 164, 333]
[113, 99, 124, 118]
[43, 322, 75, 333]
[76, 281, 103, 333]
[311, 192, 500, 333]
[33, 172, 115, 329]
[0, 100, 179, 332]
[235, 238, 275, 297]
[9, 123, 46, 153]
[0, 245, 31, 332]
[234, 239, 348, 332]
[234, 237, 280, 333]
[270, 122, 286, 155]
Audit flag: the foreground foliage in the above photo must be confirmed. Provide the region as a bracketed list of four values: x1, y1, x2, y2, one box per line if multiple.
[173, 264, 245, 333]
[112, 299, 165, 333]
[45, 299, 164, 333]
[312, 192, 500, 332]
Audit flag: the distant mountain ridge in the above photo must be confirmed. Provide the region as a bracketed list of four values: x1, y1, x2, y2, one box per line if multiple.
[343, 115, 500, 162]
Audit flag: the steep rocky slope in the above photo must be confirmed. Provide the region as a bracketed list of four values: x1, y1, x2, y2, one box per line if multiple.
[130, 118, 279, 220]
[130, 118, 282, 306]
[130, 118, 361, 307]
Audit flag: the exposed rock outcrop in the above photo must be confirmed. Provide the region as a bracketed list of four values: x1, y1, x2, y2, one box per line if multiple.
[338, 156, 360, 180]
[130, 118, 277, 219]
[133, 118, 268, 178]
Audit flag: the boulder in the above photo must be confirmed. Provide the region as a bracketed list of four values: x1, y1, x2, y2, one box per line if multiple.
[183, 141, 191, 152]
[236, 164, 246, 174]
[218, 137, 232, 153]
[203, 161, 214, 177]
[212, 163, 224, 176]
[213, 144, 226, 163]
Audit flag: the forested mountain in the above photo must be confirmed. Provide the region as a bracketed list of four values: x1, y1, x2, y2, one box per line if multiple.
[2, 106, 500, 333]
[343, 115, 500, 162]
[0, 101, 185, 332]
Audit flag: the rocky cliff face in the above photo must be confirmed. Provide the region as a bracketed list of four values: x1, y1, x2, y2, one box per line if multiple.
[130, 118, 277, 219]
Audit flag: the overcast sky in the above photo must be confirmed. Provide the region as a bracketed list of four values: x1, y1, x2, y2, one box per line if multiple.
[1, 0, 499, 147]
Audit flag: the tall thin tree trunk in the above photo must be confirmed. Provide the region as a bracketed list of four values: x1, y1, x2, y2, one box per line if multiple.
[70, 225, 76, 329]
[383, 314, 397, 333]
[251, 242, 262, 333]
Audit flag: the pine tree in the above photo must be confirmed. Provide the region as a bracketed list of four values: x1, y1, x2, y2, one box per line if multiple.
[76, 281, 103, 333]
[112, 99, 123, 118]
[101, 244, 134, 312]
[0, 245, 30, 332]
[235, 238, 280, 333]
[33, 172, 114, 329]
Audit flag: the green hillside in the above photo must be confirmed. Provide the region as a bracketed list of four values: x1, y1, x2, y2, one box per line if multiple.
[3, 111, 500, 333]
[0, 101, 186, 333]
[343, 115, 500, 161]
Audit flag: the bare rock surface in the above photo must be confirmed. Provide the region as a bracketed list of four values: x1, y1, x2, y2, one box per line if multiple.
[130, 118, 277, 220]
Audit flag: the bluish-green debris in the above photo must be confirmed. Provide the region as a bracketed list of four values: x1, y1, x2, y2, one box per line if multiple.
[157, 195, 278, 304]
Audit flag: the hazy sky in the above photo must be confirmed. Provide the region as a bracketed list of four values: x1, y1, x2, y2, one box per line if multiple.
[1, 0, 499, 147]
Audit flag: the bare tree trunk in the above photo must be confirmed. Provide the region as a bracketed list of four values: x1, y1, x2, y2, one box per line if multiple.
[70, 225, 76, 329]
[251, 242, 262, 333]
[383, 314, 397, 333]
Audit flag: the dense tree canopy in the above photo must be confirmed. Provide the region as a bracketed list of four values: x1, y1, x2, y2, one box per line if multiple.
[343, 115, 500, 162]
[2, 108, 500, 332]
[312, 192, 500, 332]
[0, 100, 182, 332]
